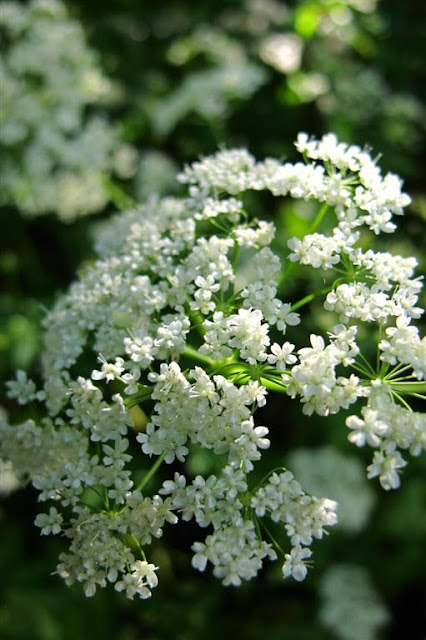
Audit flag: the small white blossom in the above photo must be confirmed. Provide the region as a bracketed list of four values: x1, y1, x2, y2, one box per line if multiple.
[35, 507, 63, 535]
[92, 356, 125, 383]
[115, 561, 159, 600]
[268, 342, 297, 369]
[366, 446, 407, 490]
[282, 546, 312, 582]
[6, 370, 45, 405]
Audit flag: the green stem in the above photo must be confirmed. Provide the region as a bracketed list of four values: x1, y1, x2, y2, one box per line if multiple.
[182, 347, 289, 394]
[350, 362, 375, 379]
[277, 261, 297, 294]
[136, 452, 166, 492]
[212, 361, 243, 375]
[130, 534, 144, 559]
[291, 286, 333, 312]
[232, 241, 240, 270]
[277, 203, 329, 293]
[357, 351, 376, 376]
[186, 307, 207, 337]
[391, 392, 412, 411]
[307, 202, 330, 234]
[389, 381, 426, 394]
[124, 386, 152, 409]
[259, 377, 288, 394]
[103, 177, 137, 211]
[182, 346, 215, 368]
[258, 517, 284, 556]
[384, 364, 413, 380]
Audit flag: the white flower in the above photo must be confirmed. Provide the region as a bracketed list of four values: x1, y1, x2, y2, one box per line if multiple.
[92, 355, 125, 382]
[124, 334, 155, 368]
[282, 546, 312, 581]
[346, 408, 390, 448]
[6, 370, 45, 405]
[319, 565, 389, 640]
[379, 316, 426, 379]
[35, 507, 63, 535]
[190, 275, 220, 314]
[366, 446, 407, 490]
[114, 560, 159, 600]
[288, 233, 341, 269]
[267, 342, 297, 369]
[228, 308, 270, 363]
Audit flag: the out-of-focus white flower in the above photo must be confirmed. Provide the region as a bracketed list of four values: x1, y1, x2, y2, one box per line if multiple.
[0, 0, 129, 220]
[259, 33, 303, 73]
[319, 564, 389, 640]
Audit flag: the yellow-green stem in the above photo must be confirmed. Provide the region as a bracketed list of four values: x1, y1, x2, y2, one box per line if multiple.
[277, 203, 329, 293]
[182, 346, 215, 368]
[291, 285, 333, 312]
[390, 381, 426, 394]
[136, 452, 166, 492]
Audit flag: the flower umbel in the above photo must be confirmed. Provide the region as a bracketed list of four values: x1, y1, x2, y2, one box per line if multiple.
[1, 133, 424, 599]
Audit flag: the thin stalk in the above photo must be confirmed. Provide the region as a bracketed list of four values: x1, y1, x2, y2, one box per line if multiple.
[349, 362, 375, 379]
[213, 361, 245, 375]
[291, 286, 333, 312]
[124, 386, 152, 409]
[104, 487, 110, 511]
[260, 377, 288, 394]
[389, 381, 426, 394]
[357, 351, 377, 376]
[136, 452, 166, 492]
[307, 202, 329, 234]
[187, 308, 207, 337]
[258, 518, 284, 557]
[376, 325, 384, 372]
[232, 373, 251, 386]
[384, 364, 413, 380]
[278, 203, 329, 292]
[385, 375, 416, 383]
[182, 346, 215, 368]
[378, 360, 391, 378]
[232, 242, 240, 270]
[391, 392, 412, 411]
[252, 466, 287, 493]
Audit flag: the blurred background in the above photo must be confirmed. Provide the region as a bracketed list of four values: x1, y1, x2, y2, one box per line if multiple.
[1, 1, 425, 638]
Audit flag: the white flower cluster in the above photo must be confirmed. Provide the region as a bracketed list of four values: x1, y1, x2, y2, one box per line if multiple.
[319, 564, 389, 640]
[379, 316, 426, 379]
[285, 327, 366, 417]
[1, 133, 424, 600]
[0, 0, 132, 220]
[153, 27, 267, 136]
[138, 363, 270, 469]
[160, 466, 337, 585]
[346, 382, 425, 490]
